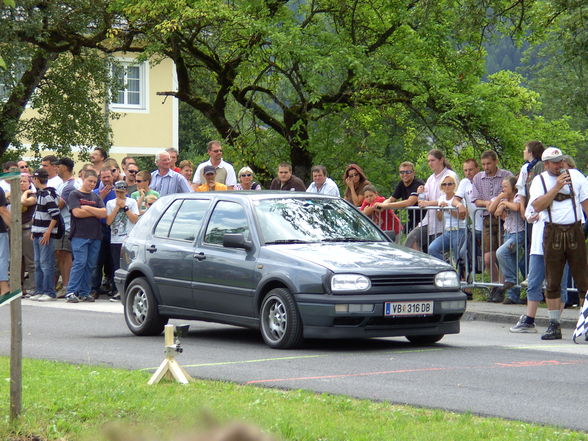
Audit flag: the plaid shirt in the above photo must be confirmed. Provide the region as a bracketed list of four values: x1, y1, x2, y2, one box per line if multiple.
[471, 168, 513, 216]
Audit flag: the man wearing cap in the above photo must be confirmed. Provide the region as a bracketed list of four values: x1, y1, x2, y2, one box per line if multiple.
[528, 147, 588, 340]
[192, 141, 237, 190]
[30, 168, 61, 302]
[196, 166, 228, 192]
[54, 158, 78, 297]
[106, 181, 139, 301]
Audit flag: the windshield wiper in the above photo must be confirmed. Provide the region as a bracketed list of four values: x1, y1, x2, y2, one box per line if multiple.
[321, 238, 374, 242]
[265, 239, 313, 244]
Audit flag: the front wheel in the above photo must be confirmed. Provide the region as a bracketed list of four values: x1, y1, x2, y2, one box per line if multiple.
[260, 288, 303, 349]
[406, 334, 444, 345]
[124, 277, 168, 336]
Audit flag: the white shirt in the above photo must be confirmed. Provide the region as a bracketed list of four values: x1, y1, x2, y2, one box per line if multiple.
[106, 197, 140, 244]
[192, 159, 237, 187]
[420, 168, 459, 235]
[515, 163, 528, 197]
[306, 178, 340, 197]
[528, 169, 588, 225]
[47, 175, 63, 189]
[455, 178, 483, 231]
[438, 194, 466, 230]
[525, 202, 545, 256]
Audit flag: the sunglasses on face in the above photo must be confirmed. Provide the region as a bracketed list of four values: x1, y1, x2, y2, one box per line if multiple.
[111, 169, 118, 173]
[127, 170, 138, 174]
[212, 149, 222, 153]
[241, 174, 252, 177]
[399, 170, 413, 175]
[136, 179, 145, 183]
[19, 165, 28, 169]
[441, 182, 455, 187]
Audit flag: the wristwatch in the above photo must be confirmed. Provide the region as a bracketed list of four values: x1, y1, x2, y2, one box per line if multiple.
[123, 206, 129, 212]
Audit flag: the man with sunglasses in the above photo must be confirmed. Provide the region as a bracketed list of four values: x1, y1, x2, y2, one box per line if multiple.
[124, 162, 139, 194]
[192, 140, 237, 190]
[374, 162, 425, 233]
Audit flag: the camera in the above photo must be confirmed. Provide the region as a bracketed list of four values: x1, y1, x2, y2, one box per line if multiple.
[174, 324, 190, 339]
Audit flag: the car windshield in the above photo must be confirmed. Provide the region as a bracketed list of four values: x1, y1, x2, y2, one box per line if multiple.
[253, 197, 387, 244]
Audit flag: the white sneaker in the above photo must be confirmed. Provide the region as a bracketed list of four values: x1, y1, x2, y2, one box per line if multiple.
[29, 294, 43, 301]
[37, 294, 57, 302]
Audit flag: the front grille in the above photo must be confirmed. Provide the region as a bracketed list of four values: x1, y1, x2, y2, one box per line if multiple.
[367, 315, 442, 326]
[370, 274, 436, 287]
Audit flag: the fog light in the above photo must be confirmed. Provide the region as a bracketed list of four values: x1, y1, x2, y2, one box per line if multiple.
[441, 300, 466, 311]
[349, 304, 374, 313]
[335, 304, 349, 313]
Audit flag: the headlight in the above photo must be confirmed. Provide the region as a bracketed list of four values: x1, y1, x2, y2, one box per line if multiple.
[331, 274, 371, 292]
[434, 271, 460, 289]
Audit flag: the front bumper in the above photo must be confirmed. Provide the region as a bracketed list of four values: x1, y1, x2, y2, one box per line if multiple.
[295, 291, 466, 339]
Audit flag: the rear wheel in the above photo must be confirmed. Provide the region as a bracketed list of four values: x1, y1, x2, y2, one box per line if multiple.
[406, 334, 444, 345]
[260, 288, 303, 349]
[124, 277, 168, 336]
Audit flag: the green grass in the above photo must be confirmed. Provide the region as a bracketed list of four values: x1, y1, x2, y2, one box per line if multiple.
[1, 357, 587, 441]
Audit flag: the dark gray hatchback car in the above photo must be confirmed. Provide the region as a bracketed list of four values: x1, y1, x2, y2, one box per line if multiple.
[114, 192, 466, 349]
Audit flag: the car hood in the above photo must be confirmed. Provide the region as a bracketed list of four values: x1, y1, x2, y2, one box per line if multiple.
[268, 242, 451, 273]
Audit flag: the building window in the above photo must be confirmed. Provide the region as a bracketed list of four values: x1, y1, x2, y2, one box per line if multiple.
[111, 60, 148, 111]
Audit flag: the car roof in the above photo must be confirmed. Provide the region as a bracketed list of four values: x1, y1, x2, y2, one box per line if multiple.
[157, 191, 341, 204]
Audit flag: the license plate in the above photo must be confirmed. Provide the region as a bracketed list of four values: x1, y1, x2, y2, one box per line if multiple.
[384, 301, 434, 316]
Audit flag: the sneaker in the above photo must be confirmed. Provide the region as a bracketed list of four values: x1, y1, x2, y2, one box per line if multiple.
[29, 294, 43, 301]
[65, 293, 80, 303]
[37, 294, 57, 302]
[56, 288, 67, 299]
[541, 321, 562, 340]
[503, 281, 515, 290]
[488, 287, 505, 303]
[510, 315, 537, 333]
[520, 278, 528, 288]
[90, 290, 100, 300]
[109, 293, 121, 302]
[80, 295, 95, 303]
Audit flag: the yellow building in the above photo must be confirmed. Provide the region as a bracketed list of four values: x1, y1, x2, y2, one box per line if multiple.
[14, 54, 178, 167]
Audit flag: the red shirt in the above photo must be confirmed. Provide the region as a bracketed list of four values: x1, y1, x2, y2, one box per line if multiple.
[360, 196, 402, 234]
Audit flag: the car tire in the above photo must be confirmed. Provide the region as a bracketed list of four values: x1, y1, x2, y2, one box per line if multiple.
[124, 277, 168, 336]
[260, 288, 303, 349]
[405, 334, 444, 345]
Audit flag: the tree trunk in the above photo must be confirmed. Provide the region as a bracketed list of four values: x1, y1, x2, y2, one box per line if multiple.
[0, 52, 55, 157]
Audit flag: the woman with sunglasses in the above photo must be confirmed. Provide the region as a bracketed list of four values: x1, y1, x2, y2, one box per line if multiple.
[130, 171, 160, 214]
[234, 166, 262, 190]
[427, 175, 466, 266]
[343, 164, 370, 206]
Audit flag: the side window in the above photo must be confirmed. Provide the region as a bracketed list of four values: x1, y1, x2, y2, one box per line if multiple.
[168, 199, 209, 242]
[153, 199, 183, 238]
[204, 201, 250, 246]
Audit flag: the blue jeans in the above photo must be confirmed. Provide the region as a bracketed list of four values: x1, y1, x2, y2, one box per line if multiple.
[496, 231, 526, 302]
[33, 236, 56, 296]
[0, 232, 8, 282]
[428, 229, 466, 264]
[67, 238, 101, 297]
[527, 254, 568, 303]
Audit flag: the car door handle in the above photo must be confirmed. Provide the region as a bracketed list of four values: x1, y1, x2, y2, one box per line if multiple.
[194, 252, 206, 261]
[147, 245, 157, 253]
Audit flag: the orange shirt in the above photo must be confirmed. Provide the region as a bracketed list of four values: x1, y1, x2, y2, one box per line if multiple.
[196, 182, 228, 192]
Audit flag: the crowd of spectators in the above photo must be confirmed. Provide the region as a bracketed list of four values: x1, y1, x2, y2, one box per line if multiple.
[1, 140, 586, 340]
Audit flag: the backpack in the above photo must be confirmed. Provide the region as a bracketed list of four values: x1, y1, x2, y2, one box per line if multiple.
[523, 160, 544, 208]
[47, 188, 66, 239]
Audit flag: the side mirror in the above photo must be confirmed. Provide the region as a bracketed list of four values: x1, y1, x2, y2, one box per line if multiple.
[223, 233, 253, 251]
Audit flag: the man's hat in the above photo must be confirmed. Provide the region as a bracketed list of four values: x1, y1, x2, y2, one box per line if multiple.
[542, 147, 564, 162]
[203, 165, 216, 175]
[56, 158, 74, 169]
[114, 180, 128, 190]
[32, 168, 48, 179]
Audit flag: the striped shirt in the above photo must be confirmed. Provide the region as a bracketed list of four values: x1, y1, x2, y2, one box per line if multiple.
[471, 168, 513, 216]
[151, 169, 192, 196]
[32, 188, 60, 237]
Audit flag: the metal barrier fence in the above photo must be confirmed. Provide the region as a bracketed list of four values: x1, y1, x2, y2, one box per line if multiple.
[386, 205, 579, 296]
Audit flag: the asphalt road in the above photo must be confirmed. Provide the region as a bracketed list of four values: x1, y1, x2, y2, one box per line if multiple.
[2, 300, 588, 431]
